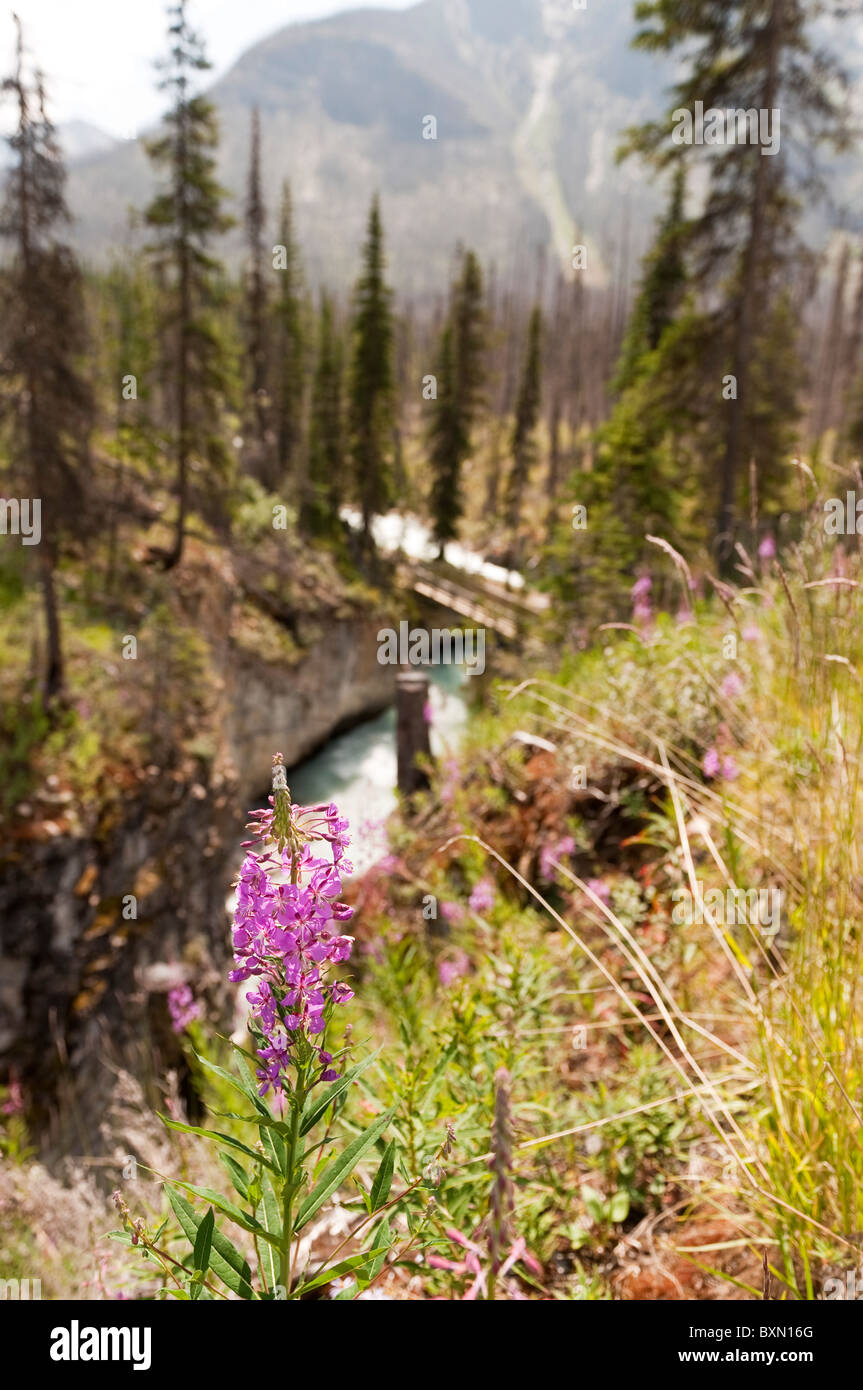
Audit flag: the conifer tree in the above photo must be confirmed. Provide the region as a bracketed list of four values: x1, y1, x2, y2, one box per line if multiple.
[0, 19, 94, 700]
[505, 306, 542, 539]
[244, 106, 269, 466]
[614, 165, 688, 394]
[348, 195, 394, 553]
[143, 0, 233, 568]
[305, 292, 344, 534]
[545, 170, 702, 616]
[622, 0, 853, 565]
[427, 248, 485, 557]
[271, 181, 305, 492]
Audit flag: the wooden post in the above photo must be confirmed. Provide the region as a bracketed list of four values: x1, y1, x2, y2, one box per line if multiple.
[396, 668, 432, 796]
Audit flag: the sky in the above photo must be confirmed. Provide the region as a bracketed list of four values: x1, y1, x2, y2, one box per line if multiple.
[4, 0, 415, 139]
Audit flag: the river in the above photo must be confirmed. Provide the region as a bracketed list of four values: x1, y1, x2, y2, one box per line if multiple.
[288, 660, 470, 875]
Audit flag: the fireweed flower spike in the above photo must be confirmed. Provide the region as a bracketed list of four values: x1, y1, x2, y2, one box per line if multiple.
[111, 756, 433, 1301]
[230, 753, 356, 1099]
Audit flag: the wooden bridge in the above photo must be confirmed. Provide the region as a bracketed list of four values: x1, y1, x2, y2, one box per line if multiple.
[399, 561, 549, 640]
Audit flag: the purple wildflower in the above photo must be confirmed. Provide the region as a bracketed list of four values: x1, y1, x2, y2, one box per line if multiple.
[720, 671, 744, 700]
[631, 575, 652, 600]
[758, 534, 776, 559]
[468, 878, 495, 914]
[585, 877, 611, 906]
[229, 755, 355, 1099]
[438, 950, 470, 988]
[168, 984, 201, 1034]
[440, 900, 465, 925]
[1, 1074, 24, 1116]
[721, 755, 739, 781]
[540, 835, 575, 883]
[703, 747, 721, 779]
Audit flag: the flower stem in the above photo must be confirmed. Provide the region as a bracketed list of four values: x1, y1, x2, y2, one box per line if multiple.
[280, 1069, 307, 1294]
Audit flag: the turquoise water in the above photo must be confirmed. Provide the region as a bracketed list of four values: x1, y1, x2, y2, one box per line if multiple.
[288, 663, 470, 874]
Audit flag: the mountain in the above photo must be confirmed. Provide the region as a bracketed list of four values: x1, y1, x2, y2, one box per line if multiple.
[0, 119, 119, 172]
[64, 0, 672, 293]
[58, 120, 120, 164]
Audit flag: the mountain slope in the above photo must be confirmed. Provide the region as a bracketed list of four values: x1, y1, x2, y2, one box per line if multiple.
[66, 0, 667, 292]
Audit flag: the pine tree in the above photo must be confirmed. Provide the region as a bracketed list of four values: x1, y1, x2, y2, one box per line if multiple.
[271, 181, 305, 492]
[0, 19, 94, 701]
[428, 248, 485, 557]
[305, 292, 344, 534]
[427, 324, 461, 556]
[244, 106, 269, 466]
[505, 306, 542, 539]
[545, 170, 702, 616]
[143, 0, 233, 568]
[614, 165, 688, 394]
[349, 195, 394, 554]
[622, 0, 853, 566]
[100, 252, 159, 594]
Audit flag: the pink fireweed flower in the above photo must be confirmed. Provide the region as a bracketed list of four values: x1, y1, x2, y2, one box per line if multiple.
[440, 900, 464, 925]
[540, 835, 575, 883]
[468, 878, 495, 914]
[168, 984, 201, 1034]
[438, 950, 470, 988]
[1, 1074, 24, 1116]
[585, 877, 611, 906]
[720, 671, 744, 700]
[703, 747, 721, 779]
[631, 575, 652, 600]
[631, 575, 653, 627]
[758, 534, 776, 559]
[721, 755, 739, 781]
[230, 754, 355, 1098]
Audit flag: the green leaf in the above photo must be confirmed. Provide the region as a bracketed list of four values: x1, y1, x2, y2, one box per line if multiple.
[297, 1247, 390, 1296]
[581, 1184, 606, 1225]
[260, 1123, 287, 1178]
[418, 1040, 459, 1115]
[295, 1107, 395, 1232]
[370, 1140, 396, 1211]
[220, 1153, 251, 1201]
[609, 1189, 631, 1224]
[366, 1217, 392, 1282]
[191, 1207, 215, 1300]
[300, 1051, 381, 1137]
[257, 1172, 281, 1294]
[168, 1178, 279, 1250]
[107, 1230, 134, 1246]
[157, 1113, 279, 1175]
[193, 1050, 271, 1120]
[166, 1187, 256, 1300]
